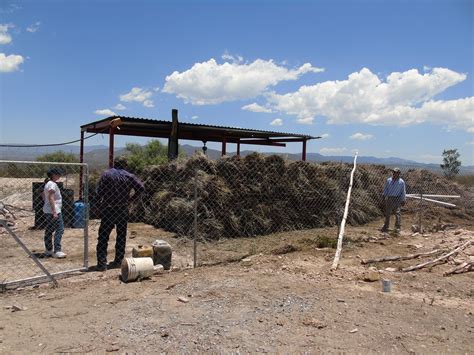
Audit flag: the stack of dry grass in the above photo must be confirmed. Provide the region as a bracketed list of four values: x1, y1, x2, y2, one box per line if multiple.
[131, 153, 473, 239]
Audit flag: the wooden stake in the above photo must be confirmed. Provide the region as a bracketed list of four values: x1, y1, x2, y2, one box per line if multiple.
[361, 248, 446, 264]
[402, 240, 472, 272]
[331, 152, 358, 271]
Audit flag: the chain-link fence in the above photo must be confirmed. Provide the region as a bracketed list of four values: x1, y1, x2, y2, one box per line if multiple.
[0, 161, 89, 289]
[129, 153, 473, 266]
[3, 154, 472, 288]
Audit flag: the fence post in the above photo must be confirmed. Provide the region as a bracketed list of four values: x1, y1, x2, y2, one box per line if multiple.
[193, 169, 198, 268]
[419, 193, 423, 236]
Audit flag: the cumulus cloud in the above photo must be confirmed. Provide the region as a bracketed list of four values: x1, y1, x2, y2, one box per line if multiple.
[0, 53, 23, 72]
[26, 21, 41, 33]
[191, 115, 199, 120]
[120, 87, 154, 107]
[242, 102, 272, 113]
[350, 132, 373, 140]
[163, 57, 324, 105]
[0, 24, 12, 44]
[114, 103, 126, 110]
[94, 109, 116, 116]
[270, 118, 283, 126]
[266, 67, 471, 132]
[320, 133, 330, 138]
[320, 147, 347, 155]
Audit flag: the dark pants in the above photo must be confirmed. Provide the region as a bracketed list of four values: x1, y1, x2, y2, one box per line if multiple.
[44, 213, 64, 252]
[97, 207, 128, 266]
[383, 197, 402, 230]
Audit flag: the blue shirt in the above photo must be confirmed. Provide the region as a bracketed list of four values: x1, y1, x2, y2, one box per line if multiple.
[97, 168, 144, 207]
[383, 177, 406, 201]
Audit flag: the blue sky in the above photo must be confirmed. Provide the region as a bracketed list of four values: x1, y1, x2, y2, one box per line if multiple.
[1, 0, 473, 164]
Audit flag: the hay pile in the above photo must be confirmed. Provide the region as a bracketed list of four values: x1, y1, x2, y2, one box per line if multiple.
[133, 153, 473, 239]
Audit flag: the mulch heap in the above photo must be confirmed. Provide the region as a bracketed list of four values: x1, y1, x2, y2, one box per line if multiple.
[132, 153, 473, 240]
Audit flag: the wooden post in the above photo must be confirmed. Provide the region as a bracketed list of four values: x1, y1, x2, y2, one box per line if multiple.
[222, 139, 227, 156]
[108, 125, 114, 168]
[237, 141, 240, 157]
[168, 109, 179, 160]
[302, 139, 307, 161]
[331, 152, 358, 270]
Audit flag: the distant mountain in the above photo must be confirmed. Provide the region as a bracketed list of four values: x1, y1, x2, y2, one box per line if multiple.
[1, 143, 473, 174]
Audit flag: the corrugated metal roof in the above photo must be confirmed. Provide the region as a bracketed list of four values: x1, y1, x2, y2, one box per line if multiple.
[81, 115, 318, 139]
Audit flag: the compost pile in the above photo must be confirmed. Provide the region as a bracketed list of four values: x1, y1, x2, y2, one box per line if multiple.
[131, 153, 473, 239]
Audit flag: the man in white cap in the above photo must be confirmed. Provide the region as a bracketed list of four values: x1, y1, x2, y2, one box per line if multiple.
[381, 167, 406, 232]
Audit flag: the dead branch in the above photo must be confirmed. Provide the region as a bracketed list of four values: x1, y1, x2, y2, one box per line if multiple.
[443, 261, 473, 276]
[402, 240, 472, 272]
[361, 249, 445, 265]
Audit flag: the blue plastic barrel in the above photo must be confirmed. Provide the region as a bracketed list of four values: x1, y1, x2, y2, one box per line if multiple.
[72, 200, 86, 228]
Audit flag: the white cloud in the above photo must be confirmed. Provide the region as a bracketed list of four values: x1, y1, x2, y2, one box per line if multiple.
[114, 103, 126, 110]
[191, 115, 199, 120]
[0, 24, 12, 44]
[94, 109, 116, 116]
[143, 100, 154, 108]
[466, 141, 474, 145]
[266, 67, 471, 132]
[0, 53, 24, 72]
[120, 87, 154, 107]
[297, 117, 314, 124]
[163, 57, 324, 105]
[320, 147, 348, 155]
[320, 133, 330, 138]
[26, 21, 41, 33]
[242, 102, 272, 113]
[350, 132, 373, 140]
[270, 118, 283, 126]
[221, 52, 243, 63]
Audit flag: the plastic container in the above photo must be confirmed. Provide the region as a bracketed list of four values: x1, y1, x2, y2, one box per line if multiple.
[72, 200, 86, 228]
[152, 240, 172, 270]
[121, 257, 163, 283]
[132, 245, 154, 258]
[382, 279, 392, 293]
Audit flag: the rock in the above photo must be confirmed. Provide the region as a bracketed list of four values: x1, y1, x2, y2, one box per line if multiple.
[106, 346, 120, 352]
[360, 271, 380, 282]
[337, 299, 345, 303]
[349, 328, 359, 333]
[11, 304, 26, 312]
[302, 318, 327, 329]
[385, 267, 398, 272]
[177, 296, 189, 303]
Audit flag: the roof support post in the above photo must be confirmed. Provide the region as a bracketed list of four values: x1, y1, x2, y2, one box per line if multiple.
[79, 130, 85, 200]
[222, 139, 227, 156]
[109, 125, 115, 168]
[168, 109, 179, 161]
[302, 139, 307, 161]
[237, 141, 240, 157]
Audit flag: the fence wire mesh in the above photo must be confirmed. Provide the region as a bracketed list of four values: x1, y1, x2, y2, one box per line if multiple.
[3, 153, 472, 287]
[0, 161, 88, 288]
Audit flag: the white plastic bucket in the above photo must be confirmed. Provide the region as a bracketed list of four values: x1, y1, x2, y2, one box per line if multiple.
[121, 257, 155, 282]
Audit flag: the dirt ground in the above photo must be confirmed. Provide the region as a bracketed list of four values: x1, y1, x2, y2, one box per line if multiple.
[1, 215, 473, 353]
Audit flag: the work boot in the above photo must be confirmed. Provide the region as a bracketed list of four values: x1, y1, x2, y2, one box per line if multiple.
[93, 264, 107, 272]
[108, 260, 122, 269]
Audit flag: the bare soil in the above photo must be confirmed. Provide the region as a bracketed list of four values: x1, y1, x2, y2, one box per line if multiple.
[1, 217, 473, 353]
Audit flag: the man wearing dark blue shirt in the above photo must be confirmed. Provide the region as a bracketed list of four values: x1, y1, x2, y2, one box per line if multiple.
[381, 167, 406, 232]
[95, 156, 144, 271]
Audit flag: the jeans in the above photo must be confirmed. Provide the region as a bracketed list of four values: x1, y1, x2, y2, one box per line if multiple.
[44, 213, 64, 252]
[383, 197, 402, 230]
[97, 207, 128, 266]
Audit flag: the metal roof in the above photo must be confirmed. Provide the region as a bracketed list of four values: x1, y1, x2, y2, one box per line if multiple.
[81, 115, 319, 146]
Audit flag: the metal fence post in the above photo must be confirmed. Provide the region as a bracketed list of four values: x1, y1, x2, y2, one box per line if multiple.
[193, 169, 198, 268]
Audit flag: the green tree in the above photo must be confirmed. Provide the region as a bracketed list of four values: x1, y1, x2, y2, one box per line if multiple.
[36, 151, 79, 163]
[440, 149, 461, 179]
[124, 140, 170, 174]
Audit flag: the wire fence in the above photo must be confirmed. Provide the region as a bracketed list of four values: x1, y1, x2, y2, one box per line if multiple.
[0, 161, 89, 289]
[2, 154, 473, 288]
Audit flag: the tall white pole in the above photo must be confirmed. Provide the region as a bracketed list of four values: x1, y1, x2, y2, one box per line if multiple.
[331, 152, 358, 271]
